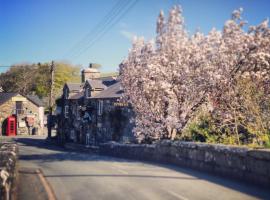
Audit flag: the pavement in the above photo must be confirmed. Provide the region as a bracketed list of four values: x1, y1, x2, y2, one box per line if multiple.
[11, 136, 270, 200]
[18, 168, 56, 200]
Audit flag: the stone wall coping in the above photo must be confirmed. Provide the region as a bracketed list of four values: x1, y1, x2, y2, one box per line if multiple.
[100, 140, 270, 187]
[101, 140, 270, 160]
[247, 149, 270, 160]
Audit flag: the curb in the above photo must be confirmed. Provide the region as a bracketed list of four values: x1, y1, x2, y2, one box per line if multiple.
[36, 169, 57, 200]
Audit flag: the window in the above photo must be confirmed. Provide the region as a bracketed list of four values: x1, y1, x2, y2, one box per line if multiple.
[16, 101, 23, 114]
[64, 105, 69, 118]
[64, 89, 68, 99]
[85, 87, 91, 98]
[72, 105, 76, 115]
[98, 100, 103, 116]
[76, 106, 80, 119]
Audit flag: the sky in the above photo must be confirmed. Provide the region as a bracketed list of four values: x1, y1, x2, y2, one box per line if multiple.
[0, 0, 270, 73]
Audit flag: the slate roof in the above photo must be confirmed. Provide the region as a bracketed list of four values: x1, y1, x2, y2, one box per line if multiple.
[85, 79, 107, 90]
[99, 76, 118, 87]
[65, 83, 82, 92]
[0, 93, 44, 107]
[92, 82, 124, 99]
[69, 91, 84, 100]
[26, 95, 44, 107]
[0, 92, 17, 105]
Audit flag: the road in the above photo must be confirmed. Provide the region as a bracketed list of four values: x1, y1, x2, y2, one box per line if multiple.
[14, 136, 270, 200]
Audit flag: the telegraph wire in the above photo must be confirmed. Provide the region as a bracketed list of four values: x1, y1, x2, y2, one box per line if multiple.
[64, 0, 132, 59]
[67, 0, 134, 59]
[71, 0, 139, 60]
[64, 0, 124, 58]
[2, 0, 139, 67]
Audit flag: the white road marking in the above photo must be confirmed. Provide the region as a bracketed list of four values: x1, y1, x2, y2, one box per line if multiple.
[117, 168, 129, 175]
[111, 163, 129, 175]
[168, 190, 189, 200]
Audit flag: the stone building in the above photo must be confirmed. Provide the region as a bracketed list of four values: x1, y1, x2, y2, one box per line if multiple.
[57, 64, 134, 145]
[91, 82, 135, 144]
[0, 93, 44, 135]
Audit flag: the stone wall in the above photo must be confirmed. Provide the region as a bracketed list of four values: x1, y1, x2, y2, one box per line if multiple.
[22, 99, 44, 135]
[0, 97, 44, 136]
[0, 142, 18, 200]
[100, 140, 270, 187]
[60, 97, 135, 145]
[95, 99, 135, 143]
[0, 99, 14, 135]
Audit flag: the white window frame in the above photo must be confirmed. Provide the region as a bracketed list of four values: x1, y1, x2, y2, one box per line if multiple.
[85, 87, 91, 98]
[64, 89, 68, 99]
[76, 106, 80, 120]
[98, 100, 103, 116]
[72, 105, 76, 115]
[64, 105, 69, 118]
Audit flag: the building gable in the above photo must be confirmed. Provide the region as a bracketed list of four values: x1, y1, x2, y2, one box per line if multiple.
[84, 79, 106, 91]
[0, 93, 43, 107]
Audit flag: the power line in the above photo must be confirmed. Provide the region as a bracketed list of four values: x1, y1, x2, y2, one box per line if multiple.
[71, 0, 139, 60]
[68, 0, 134, 59]
[2, 0, 139, 66]
[64, 0, 132, 59]
[64, 0, 124, 58]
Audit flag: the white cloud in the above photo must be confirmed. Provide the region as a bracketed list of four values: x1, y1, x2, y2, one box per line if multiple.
[120, 30, 137, 41]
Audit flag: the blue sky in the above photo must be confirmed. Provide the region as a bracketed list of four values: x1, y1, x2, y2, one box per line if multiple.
[0, 0, 269, 73]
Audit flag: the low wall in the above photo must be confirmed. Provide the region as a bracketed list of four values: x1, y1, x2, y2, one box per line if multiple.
[0, 142, 18, 200]
[100, 140, 270, 187]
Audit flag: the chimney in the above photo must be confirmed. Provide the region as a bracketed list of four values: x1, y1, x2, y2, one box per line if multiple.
[81, 63, 101, 83]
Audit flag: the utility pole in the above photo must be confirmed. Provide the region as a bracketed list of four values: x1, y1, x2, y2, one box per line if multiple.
[48, 60, 55, 139]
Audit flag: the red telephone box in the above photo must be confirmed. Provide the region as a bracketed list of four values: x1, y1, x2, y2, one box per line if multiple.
[6, 116, 16, 136]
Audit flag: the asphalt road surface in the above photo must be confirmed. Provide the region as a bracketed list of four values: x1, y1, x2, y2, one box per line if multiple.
[14, 136, 270, 200]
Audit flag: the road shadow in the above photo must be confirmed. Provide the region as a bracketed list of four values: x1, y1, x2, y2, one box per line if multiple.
[13, 137, 65, 152]
[44, 174, 198, 180]
[15, 137, 270, 199]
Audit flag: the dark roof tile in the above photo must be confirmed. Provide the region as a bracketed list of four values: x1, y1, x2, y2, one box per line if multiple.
[85, 79, 106, 90]
[92, 82, 123, 99]
[26, 95, 44, 107]
[66, 83, 82, 92]
[69, 91, 84, 100]
[0, 93, 18, 105]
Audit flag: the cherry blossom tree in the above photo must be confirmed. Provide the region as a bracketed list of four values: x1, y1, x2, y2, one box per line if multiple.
[209, 9, 270, 145]
[120, 6, 270, 145]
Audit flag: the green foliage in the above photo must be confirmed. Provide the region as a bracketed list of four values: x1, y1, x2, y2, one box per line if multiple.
[181, 110, 270, 148]
[0, 62, 80, 105]
[178, 72, 270, 148]
[35, 63, 51, 97]
[182, 112, 220, 143]
[0, 64, 37, 94]
[264, 133, 270, 148]
[54, 62, 80, 96]
[235, 77, 270, 146]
